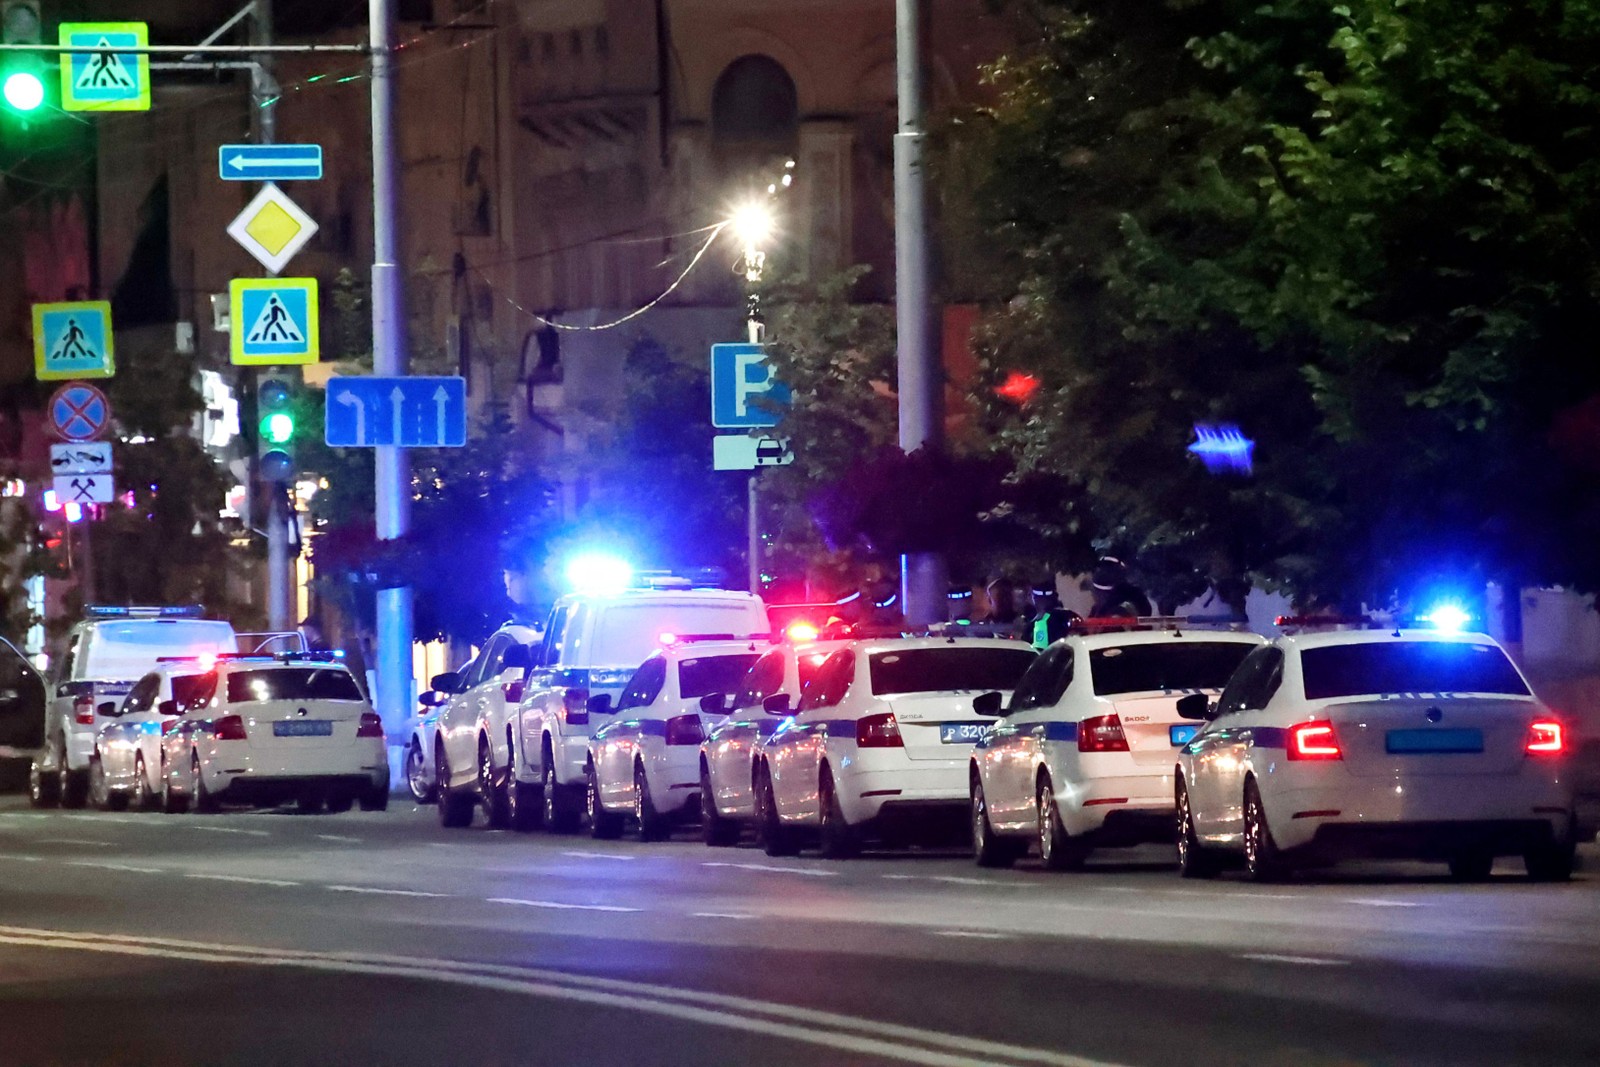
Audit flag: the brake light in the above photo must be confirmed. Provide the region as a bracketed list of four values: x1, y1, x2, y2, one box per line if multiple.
[161, 719, 185, 736]
[1526, 719, 1565, 756]
[664, 714, 704, 746]
[1078, 714, 1129, 753]
[503, 680, 525, 703]
[356, 712, 385, 739]
[563, 688, 589, 727]
[213, 715, 247, 741]
[856, 712, 903, 748]
[73, 696, 95, 725]
[1287, 721, 1341, 760]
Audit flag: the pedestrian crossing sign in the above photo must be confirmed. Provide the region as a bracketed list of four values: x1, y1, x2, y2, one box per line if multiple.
[33, 301, 114, 381]
[59, 23, 150, 113]
[229, 278, 320, 365]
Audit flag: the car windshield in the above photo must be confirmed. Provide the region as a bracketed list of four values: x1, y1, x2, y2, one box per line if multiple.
[678, 654, 762, 699]
[1301, 641, 1529, 700]
[1089, 642, 1257, 696]
[226, 668, 364, 704]
[869, 647, 1036, 696]
[170, 673, 217, 711]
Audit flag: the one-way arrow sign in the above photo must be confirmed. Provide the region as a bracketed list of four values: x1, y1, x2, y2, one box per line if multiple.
[218, 144, 324, 182]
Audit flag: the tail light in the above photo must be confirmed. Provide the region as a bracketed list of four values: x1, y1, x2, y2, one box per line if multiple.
[1078, 714, 1129, 753]
[357, 712, 385, 739]
[161, 718, 185, 736]
[1287, 721, 1342, 761]
[1526, 719, 1566, 756]
[665, 714, 704, 746]
[856, 712, 903, 748]
[73, 696, 95, 725]
[563, 688, 590, 727]
[502, 680, 525, 703]
[212, 715, 247, 741]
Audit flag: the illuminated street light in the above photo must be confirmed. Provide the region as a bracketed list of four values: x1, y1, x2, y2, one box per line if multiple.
[730, 202, 775, 250]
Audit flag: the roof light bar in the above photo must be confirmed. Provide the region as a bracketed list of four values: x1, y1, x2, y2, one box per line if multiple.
[87, 605, 207, 618]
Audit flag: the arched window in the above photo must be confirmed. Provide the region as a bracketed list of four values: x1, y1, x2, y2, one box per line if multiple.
[711, 55, 798, 176]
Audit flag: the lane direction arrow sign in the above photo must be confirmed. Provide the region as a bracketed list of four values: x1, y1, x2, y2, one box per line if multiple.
[218, 144, 325, 182]
[325, 376, 467, 448]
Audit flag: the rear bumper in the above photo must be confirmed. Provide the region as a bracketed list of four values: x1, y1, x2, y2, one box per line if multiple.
[207, 743, 387, 796]
[1300, 819, 1565, 861]
[1054, 769, 1176, 838]
[839, 759, 966, 825]
[219, 774, 382, 805]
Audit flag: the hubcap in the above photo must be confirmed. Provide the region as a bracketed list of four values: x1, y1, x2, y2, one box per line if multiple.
[543, 764, 555, 820]
[1039, 786, 1054, 859]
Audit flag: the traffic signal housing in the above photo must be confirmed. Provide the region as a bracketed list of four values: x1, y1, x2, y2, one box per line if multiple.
[1, 2, 47, 119]
[256, 372, 297, 483]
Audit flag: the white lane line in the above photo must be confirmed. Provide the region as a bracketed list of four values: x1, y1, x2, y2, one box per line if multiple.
[0, 812, 51, 819]
[691, 912, 757, 920]
[562, 850, 636, 861]
[934, 930, 1012, 941]
[315, 834, 363, 844]
[0, 854, 43, 862]
[181, 826, 271, 837]
[183, 873, 299, 888]
[488, 898, 641, 914]
[61, 814, 141, 824]
[0, 926, 1119, 1067]
[326, 885, 449, 899]
[1238, 953, 1350, 967]
[1345, 898, 1425, 908]
[38, 838, 110, 846]
[702, 861, 838, 878]
[66, 861, 162, 874]
[883, 874, 1032, 888]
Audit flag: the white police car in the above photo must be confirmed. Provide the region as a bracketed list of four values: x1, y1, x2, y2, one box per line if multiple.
[757, 637, 1036, 857]
[586, 638, 765, 840]
[1174, 624, 1579, 881]
[969, 621, 1264, 869]
[89, 665, 216, 811]
[699, 639, 845, 846]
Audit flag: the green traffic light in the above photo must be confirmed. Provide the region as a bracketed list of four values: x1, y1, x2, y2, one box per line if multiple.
[2, 69, 43, 112]
[260, 412, 295, 445]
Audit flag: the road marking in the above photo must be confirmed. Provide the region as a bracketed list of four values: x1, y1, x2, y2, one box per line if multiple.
[702, 861, 838, 877]
[61, 813, 140, 824]
[562, 850, 636, 861]
[691, 912, 757, 920]
[1345, 898, 1425, 908]
[38, 837, 110, 846]
[315, 834, 363, 843]
[487, 898, 641, 913]
[0, 926, 1119, 1067]
[66, 861, 162, 874]
[0, 812, 51, 819]
[934, 930, 1012, 940]
[326, 885, 449, 898]
[883, 874, 1032, 888]
[1237, 953, 1350, 967]
[181, 825, 271, 837]
[183, 873, 299, 887]
[0, 853, 43, 862]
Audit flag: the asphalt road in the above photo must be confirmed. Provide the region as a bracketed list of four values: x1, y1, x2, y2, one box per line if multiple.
[2, 796, 1598, 1067]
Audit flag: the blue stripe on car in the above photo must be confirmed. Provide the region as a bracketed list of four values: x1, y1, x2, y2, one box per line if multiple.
[1041, 721, 1079, 742]
[1253, 726, 1287, 749]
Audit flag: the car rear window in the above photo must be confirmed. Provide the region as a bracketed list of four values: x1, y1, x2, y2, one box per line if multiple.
[1089, 642, 1258, 696]
[869, 647, 1037, 696]
[82, 621, 236, 681]
[171, 673, 217, 711]
[587, 602, 769, 668]
[227, 668, 364, 704]
[678, 654, 762, 699]
[1301, 641, 1529, 700]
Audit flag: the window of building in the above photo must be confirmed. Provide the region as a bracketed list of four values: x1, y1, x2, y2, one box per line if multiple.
[711, 55, 798, 177]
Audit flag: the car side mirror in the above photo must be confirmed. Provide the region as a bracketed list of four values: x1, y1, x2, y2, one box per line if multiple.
[502, 645, 531, 671]
[418, 690, 447, 708]
[586, 693, 613, 716]
[761, 693, 791, 715]
[1175, 693, 1211, 721]
[97, 701, 118, 717]
[699, 692, 727, 715]
[430, 671, 463, 694]
[157, 699, 178, 717]
[972, 691, 1004, 718]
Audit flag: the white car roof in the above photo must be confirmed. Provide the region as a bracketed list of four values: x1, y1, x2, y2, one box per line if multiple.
[489, 623, 543, 643]
[1277, 628, 1504, 651]
[553, 589, 765, 610]
[847, 636, 1034, 655]
[1066, 628, 1265, 651]
[651, 638, 773, 662]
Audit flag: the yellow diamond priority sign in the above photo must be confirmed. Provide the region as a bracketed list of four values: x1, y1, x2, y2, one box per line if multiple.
[226, 183, 319, 275]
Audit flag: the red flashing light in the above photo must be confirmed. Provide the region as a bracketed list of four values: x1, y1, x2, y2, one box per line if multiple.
[857, 712, 903, 748]
[502, 680, 525, 704]
[356, 712, 385, 739]
[658, 631, 679, 646]
[563, 688, 590, 727]
[1078, 714, 1129, 753]
[213, 715, 248, 741]
[664, 714, 704, 746]
[785, 621, 821, 643]
[1287, 721, 1341, 760]
[1526, 720, 1565, 756]
[995, 371, 1041, 405]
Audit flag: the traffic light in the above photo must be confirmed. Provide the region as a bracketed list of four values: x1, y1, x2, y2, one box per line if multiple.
[256, 372, 297, 483]
[2, 2, 47, 119]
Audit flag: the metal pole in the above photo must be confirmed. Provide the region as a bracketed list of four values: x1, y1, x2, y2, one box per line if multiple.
[370, 0, 414, 761]
[747, 475, 760, 594]
[894, 0, 945, 625]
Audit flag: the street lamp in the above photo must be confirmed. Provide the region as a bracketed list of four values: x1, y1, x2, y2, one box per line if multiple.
[730, 200, 774, 344]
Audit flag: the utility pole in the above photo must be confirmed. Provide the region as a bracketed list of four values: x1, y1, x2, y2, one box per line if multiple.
[894, 0, 945, 625]
[370, 0, 413, 754]
[250, 0, 293, 634]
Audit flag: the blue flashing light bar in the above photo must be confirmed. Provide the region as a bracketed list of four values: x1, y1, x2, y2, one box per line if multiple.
[87, 605, 206, 618]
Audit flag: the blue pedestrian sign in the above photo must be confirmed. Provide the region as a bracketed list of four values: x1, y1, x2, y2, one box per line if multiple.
[710, 343, 789, 429]
[229, 278, 320, 365]
[218, 144, 325, 183]
[325, 376, 467, 448]
[33, 301, 114, 380]
[59, 23, 150, 113]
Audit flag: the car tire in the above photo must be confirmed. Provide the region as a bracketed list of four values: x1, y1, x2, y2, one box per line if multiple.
[90, 756, 127, 812]
[1525, 837, 1576, 883]
[635, 761, 669, 842]
[479, 737, 511, 830]
[59, 738, 89, 810]
[971, 774, 1019, 869]
[1037, 775, 1088, 872]
[28, 756, 60, 808]
[358, 784, 389, 813]
[1176, 777, 1222, 880]
[405, 740, 435, 805]
[587, 763, 624, 840]
[700, 764, 739, 848]
[193, 755, 221, 814]
[1447, 850, 1495, 882]
[161, 757, 188, 814]
[134, 755, 159, 811]
[1242, 778, 1287, 883]
[755, 762, 798, 858]
[324, 790, 355, 815]
[817, 765, 858, 859]
[436, 744, 475, 829]
[542, 751, 581, 834]
[507, 774, 540, 832]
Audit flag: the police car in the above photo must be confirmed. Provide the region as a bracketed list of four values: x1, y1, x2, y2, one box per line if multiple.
[756, 637, 1036, 857]
[586, 638, 765, 840]
[969, 619, 1264, 869]
[89, 664, 216, 811]
[1174, 622, 1580, 881]
[699, 637, 845, 846]
[427, 622, 541, 827]
[158, 655, 388, 814]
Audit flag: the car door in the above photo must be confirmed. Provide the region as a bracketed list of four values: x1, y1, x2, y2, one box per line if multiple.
[709, 649, 785, 813]
[440, 646, 489, 787]
[1189, 646, 1283, 840]
[602, 658, 665, 809]
[984, 645, 1071, 829]
[101, 672, 159, 786]
[774, 650, 853, 819]
[0, 636, 45, 757]
[469, 634, 512, 762]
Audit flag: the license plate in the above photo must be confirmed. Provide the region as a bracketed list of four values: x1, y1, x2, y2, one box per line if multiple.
[272, 720, 333, 738]
[939, 722, 993, 744]
[1385, 728, 1483, 754]
[1169, 724, 1200, 746]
